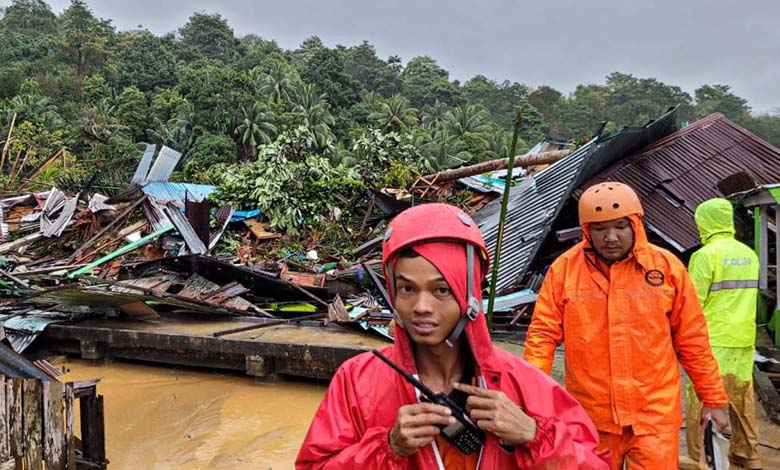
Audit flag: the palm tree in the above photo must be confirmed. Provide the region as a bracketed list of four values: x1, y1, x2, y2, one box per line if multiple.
[421, 100, 450, 136]
[443, 104, 491, 138]
[368, 95, 418, 132]
[418, 131, 473, 171]
[259, 61, 297, 105]
[291, 83, 335, 150]
[234, 102, 277, 159]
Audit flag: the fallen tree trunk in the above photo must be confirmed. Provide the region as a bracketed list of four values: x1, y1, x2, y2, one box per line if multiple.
[421, 149, 570, 183]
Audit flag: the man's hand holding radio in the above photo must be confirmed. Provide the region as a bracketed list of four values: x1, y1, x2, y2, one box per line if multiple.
[389, 403, 455, 457]
[454, 383, 538, 446]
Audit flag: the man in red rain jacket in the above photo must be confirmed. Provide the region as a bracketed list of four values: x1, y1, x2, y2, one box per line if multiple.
[296, 203, 610, 469]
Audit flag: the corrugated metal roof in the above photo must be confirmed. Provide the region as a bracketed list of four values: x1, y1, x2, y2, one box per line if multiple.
[475, 107, 679, 290]
[580, 113, 780, 252]
[145, 145, 182, 182]
[475, 141, 594, 290]
[141, 182, 216, 203]
[131, 143, 157, 184]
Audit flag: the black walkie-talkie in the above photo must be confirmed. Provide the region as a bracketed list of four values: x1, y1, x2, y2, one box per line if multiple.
[372, 350, 486, 455]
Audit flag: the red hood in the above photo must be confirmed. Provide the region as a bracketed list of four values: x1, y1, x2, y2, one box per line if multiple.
[388, 241, 495, 373]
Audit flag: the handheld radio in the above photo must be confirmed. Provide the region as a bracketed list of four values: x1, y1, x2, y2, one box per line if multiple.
[372, 350, 486, 455]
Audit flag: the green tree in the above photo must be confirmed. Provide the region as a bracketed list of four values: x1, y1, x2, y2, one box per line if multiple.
[80, 74, 111, 107]
[421, 100, 450, 136]
[177, 12, 236, 63]
[257, 56, 299, 105]
[1, 0, 57, 35]
[115, 85, 148, 140]
[694, 84, 751, 122]
[234, 101, 277, 159]
[234, 34, 282, 70]
[368, 95, 418, 132]
[56, 0, 115, 82]
[604, 72, 693, 126]
[344, 41, 401, 96]
[528, 85, 563, 124]
[300, 47, 359, 110]
[116, 30, 177, 92]
[184, 132, 237, 178]
[175, 59, 253, 133]
[443, 104, 491, 138]
[463, 75, 529, 130]
[401, 56, 462, 108]
[291, 83, 335, 150]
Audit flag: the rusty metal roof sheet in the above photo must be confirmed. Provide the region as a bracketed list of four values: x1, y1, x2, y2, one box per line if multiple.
[579, 113, 780, 252]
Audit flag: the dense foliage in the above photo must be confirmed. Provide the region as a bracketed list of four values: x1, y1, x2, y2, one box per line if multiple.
[0, 0, 777, 252]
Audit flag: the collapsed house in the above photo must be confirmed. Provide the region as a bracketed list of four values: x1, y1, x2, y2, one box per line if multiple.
[1, 109, 779, 390]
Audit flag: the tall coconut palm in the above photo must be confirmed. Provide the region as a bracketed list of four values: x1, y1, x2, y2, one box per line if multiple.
[259, 61, 297, 105]
[368, 95, 418, 132]
[421, 100, 450, 136]
[234, 102, 277, 159]
[443, 104, 491, 138]
[291, 83, 335, 150]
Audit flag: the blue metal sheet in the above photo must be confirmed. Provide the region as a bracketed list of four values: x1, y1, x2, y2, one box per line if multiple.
[141, 182, 216, 203]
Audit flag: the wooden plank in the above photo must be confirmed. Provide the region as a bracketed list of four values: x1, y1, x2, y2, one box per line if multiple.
[43, 381, 66, 470]
[80, 393, 106, 464]
[8, 379, 23, 466]
[23, 378, 43, 470]
[65, 383, 75, 470]
[0, 376, 7, 462]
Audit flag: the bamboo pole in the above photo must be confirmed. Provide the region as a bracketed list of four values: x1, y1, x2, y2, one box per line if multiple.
[486, 108, 523, 327]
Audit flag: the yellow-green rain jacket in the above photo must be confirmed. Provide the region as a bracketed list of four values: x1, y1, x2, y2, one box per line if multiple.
[689, 198, 759, 349]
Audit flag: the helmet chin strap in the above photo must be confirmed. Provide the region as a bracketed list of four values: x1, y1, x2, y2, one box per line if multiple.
[446, 244, 479, 348]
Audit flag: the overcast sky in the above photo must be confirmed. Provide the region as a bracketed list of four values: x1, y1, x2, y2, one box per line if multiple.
[15, 0, 780, 113]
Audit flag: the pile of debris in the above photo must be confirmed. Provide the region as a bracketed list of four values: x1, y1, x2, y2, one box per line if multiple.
[2, 110, 779, 359]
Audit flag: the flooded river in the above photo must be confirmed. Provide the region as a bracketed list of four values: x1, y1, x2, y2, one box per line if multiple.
[60, 359, 326, 470]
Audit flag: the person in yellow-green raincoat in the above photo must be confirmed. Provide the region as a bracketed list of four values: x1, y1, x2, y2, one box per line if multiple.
[685, 198, 761, 469]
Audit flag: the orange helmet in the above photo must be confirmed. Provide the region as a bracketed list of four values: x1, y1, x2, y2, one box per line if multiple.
[578, 182, 644, 224]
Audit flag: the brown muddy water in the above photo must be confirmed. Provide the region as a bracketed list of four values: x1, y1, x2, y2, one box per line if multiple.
[60, 359, 326, 470]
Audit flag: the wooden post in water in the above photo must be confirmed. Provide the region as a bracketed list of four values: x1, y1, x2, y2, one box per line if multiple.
[43, 381, 66, 470]
[0, 375, 10, 469]
[23, 378, 43, 470]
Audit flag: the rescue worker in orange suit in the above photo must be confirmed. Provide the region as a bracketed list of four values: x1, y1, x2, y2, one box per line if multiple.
[524, 182, 729, 469]
[297, 203, 611, 469]
[684, 198, 762, 469]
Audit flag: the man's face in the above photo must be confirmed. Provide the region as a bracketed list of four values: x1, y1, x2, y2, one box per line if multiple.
[393, 255, 462, 347]
[588, 217, 634, 263]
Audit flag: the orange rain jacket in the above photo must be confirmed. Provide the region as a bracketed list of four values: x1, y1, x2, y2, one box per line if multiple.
[524, 214, 728, 434]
